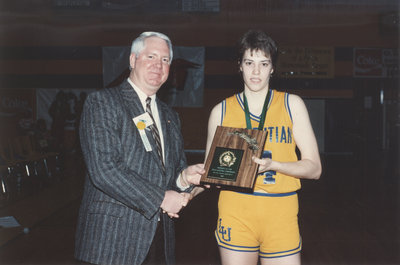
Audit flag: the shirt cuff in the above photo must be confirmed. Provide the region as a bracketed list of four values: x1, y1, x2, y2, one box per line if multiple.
[176, 172, 190, 191]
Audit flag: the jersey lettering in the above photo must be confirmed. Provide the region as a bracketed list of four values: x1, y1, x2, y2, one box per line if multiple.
[218, 218, 232, 242]
[254, 126, 292, 144]
[259, 150, 277, 185]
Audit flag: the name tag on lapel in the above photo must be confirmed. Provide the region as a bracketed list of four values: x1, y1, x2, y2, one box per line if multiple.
[132, 113, 154, 152]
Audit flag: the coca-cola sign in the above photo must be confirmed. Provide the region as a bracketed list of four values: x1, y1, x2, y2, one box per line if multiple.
[354, 48, 383, 77]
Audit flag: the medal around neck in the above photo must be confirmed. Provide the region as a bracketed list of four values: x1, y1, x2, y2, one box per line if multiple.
[201, 126, 267, 192]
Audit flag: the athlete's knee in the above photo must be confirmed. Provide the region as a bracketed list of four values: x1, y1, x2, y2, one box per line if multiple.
[260, 252, 301, 265]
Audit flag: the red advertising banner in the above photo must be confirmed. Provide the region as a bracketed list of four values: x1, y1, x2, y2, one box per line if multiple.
[354, 48, 398, 78]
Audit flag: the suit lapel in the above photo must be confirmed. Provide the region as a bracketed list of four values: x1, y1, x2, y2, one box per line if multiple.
[119, 80, 145, 116]
[158, 99, 171, 172]
[119, 81, 166, 178]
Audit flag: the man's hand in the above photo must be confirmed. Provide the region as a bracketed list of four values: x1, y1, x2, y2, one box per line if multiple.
[160, 190, 190, 218]
[180, 164, 205, 187]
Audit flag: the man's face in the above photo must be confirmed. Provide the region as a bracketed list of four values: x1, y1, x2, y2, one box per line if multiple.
[240, 49, 274, 93]
[130, 36, 171, 96]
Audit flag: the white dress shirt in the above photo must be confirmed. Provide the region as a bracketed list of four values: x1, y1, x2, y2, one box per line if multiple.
[127, 78, 189, 191]
[127, 78, 165, 163]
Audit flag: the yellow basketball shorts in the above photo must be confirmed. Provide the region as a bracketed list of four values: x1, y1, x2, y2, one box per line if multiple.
[215, 190, 301, 259]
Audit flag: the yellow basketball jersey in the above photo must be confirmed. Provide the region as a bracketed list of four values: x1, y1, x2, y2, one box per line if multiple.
[221, 90, 301, 193]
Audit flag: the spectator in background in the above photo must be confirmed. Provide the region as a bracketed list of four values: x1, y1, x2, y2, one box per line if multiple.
[63, 92, 78, 154]
[74, 91, 87, 155]
[48, 91, 68, 152]
[33, 118, 52, 153]
[16, 109, 35, 136]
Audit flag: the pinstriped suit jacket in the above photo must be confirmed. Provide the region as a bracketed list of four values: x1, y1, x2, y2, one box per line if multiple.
[74, 80, 187, 265]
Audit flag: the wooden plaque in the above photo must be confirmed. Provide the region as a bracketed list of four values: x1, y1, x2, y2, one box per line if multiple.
[201, 126, 267, 191]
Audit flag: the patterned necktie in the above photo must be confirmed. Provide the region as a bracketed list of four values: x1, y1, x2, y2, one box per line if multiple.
[145, 97, 165, 171]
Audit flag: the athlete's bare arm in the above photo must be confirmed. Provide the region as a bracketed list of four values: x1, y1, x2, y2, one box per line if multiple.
[253, 94, 322, 180]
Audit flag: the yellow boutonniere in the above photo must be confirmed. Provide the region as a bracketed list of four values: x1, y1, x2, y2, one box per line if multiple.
[136, 121, 146, 130]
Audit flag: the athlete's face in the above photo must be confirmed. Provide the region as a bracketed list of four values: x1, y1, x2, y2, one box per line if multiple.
[240, 49, 274, 93]
[129, 36, 171, 96]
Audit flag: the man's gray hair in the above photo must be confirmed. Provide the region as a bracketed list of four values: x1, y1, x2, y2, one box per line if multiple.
[130, 31, 173, 64]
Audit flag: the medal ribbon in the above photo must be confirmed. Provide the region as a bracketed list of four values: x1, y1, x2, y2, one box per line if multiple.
[243, 89, 271, 130]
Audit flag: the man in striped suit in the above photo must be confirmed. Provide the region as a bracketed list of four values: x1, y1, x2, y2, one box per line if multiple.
[74, 31, 204, 265]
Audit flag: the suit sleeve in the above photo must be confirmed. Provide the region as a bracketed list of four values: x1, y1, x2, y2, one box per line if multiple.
[79, 91, 165, 219]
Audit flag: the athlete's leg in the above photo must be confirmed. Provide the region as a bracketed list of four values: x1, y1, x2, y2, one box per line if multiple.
[260, 252, 301, 265]
[219, 247, 259, 265]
